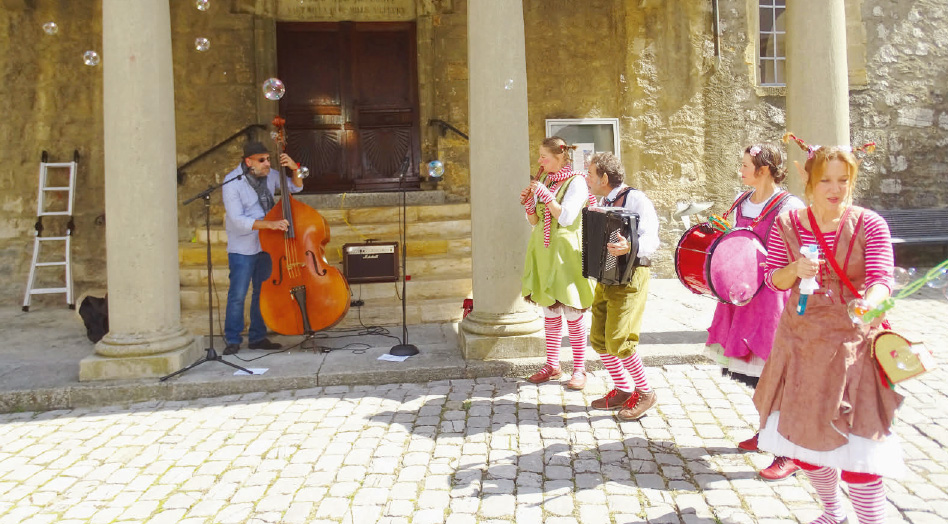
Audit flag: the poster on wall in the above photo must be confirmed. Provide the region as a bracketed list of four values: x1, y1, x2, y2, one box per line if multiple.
[572, 143, 595, 174]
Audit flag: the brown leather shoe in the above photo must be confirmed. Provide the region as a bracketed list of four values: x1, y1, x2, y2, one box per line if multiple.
[617, 388, 657, 421]
[527, 364, 562, 384]
[566, 370, 587, 390]
[591, 388, 633, 409]
[758, 456, 800, 481]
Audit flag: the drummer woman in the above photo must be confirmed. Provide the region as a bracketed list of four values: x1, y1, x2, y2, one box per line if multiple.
[521, 136, 597, 390]
[704, 143, 804, 480]
[755, 135, 902, 524]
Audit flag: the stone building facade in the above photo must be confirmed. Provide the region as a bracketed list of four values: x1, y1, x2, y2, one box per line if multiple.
[1, 0, 946, 305]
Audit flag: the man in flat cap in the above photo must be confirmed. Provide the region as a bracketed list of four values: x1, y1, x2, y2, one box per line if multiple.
[220, 141, 303, 355]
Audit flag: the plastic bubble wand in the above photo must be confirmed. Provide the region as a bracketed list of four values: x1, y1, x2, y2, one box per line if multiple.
[852, 259, 948, 324]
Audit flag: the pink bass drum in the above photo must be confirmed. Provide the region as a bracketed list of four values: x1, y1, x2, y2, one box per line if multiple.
[674, 223, 766, 305]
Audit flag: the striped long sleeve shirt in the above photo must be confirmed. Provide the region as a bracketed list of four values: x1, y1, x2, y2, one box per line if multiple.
[764, 209, 895, 293]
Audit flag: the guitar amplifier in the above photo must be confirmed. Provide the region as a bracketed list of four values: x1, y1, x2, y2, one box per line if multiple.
[343, 242, 399, 284]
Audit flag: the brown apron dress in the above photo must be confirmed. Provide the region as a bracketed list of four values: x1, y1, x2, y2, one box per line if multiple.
[753, 207, 904, 457]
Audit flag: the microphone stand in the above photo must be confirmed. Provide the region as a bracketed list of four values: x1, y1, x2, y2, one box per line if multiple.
[389, 154, 419, 357]
[162, 173, 254, 381]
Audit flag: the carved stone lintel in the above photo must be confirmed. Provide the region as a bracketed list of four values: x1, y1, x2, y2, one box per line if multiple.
[236, 0, 417, 21]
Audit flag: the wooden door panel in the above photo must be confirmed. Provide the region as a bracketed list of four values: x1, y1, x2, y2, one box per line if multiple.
[276, 22, 419, 193]
[286, 129, 347, 191]
[359, 127, 412, 180]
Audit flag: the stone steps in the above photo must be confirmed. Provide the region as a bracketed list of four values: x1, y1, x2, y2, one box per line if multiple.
[179, 202, 473, 335]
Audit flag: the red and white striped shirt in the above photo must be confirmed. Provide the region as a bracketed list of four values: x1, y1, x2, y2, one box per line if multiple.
[764, 209, 894, 292]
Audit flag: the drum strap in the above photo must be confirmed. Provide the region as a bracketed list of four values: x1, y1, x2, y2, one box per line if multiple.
[750, 191, 793, 227]
[725, 190, 791, 225]
[723, 191, 753, 219]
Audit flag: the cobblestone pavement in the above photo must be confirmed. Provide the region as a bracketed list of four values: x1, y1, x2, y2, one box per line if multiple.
[0, 289, 945, 524]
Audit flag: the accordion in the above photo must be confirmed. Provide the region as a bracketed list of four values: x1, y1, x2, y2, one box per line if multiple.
[582, 207, 640, 285]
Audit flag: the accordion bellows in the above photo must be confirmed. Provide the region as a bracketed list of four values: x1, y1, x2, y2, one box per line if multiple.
[582, 207, 640, 285]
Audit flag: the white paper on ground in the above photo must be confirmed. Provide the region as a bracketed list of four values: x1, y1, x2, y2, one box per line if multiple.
[234, 368, 269, 376]
[378, 354, 411, 362]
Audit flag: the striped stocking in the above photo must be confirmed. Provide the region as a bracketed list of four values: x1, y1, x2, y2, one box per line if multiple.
[621, 353, 650, 392]
[600, 354, 634, 392]
[544, 315, 562, 369]
[566, 317, 587, 374]
[849, 479, 885, 524]
[804, 466, 846, 524]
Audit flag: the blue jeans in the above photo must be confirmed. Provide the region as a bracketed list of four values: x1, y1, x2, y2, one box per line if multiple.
[224, 252, 272, 345]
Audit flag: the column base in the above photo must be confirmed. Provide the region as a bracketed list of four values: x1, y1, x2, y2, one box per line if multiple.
[459, 310, 545, 360]
[79, 335, 202, 381]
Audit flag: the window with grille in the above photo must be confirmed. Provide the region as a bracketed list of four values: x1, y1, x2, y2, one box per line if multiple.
[759, 0, 786, 86]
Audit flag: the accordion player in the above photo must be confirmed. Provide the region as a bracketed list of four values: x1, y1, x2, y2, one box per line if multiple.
[582, 206, 646, 285]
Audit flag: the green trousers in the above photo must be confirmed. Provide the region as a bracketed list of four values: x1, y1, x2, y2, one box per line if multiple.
[589, 267, 650, 358]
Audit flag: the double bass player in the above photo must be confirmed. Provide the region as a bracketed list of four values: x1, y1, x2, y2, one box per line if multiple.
[221, 141, 303, 355]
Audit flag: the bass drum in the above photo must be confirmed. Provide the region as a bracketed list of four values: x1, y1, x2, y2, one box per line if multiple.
[674, 223, 766, 305]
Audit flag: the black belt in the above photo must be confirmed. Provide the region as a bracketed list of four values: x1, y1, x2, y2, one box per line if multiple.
[634, 256, 651, 267]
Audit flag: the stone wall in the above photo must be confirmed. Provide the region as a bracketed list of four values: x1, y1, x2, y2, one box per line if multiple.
[0, 2, 105, 305]
[1, 0, 946, 304]
[853, 1, 948, 210]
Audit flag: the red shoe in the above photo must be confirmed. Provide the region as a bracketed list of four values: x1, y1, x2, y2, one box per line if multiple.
[566, 371, 587, 390]
[738, 433, 759, 452]
[527, 364, 562, 384]
[759, 456, 800, 481]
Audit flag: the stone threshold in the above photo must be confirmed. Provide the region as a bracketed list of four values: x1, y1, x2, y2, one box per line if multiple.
[0, 340, 708, 414]
[296, 189, 467, 209]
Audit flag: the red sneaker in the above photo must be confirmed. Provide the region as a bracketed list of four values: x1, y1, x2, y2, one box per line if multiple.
[527, 364, 562, 384]
[759, 456, 800, 481]
[738, 433, 759, 452]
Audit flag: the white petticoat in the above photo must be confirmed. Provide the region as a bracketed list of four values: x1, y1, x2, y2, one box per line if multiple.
[704, 343, 766, 378]
[758, 412, 905, 478]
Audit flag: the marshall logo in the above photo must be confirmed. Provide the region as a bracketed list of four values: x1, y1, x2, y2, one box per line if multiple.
[343, 242, 398, 284]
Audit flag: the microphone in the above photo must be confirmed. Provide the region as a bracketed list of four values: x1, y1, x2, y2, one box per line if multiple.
[397, 153, 411, 178]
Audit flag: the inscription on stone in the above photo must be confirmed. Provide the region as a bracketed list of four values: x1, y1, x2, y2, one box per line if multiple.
[278, 0, 415, 21]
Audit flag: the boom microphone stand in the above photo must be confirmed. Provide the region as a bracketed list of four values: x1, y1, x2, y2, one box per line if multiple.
[389, 154, 419, 357]
[162, 174, 254, 381]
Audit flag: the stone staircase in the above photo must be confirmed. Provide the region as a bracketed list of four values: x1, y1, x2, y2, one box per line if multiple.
[178, 199, 472, 335]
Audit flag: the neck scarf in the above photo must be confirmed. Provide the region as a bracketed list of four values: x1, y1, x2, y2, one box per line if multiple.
[539, 166, 596, 247]
[245, 168, 275, 214]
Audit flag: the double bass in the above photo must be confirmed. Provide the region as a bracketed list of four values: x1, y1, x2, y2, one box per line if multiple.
[258, 116, 350, 334]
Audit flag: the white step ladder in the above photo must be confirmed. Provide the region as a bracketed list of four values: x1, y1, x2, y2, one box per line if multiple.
[23, 150, 79, 311]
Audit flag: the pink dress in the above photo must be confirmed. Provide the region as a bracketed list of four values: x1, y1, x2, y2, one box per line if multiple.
[705, 191, 804, 384]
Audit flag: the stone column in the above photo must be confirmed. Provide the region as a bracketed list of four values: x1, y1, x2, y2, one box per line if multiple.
[785, 0, 850, 195]
[459, 0, 544, 359]
[80, 0, 201, 380]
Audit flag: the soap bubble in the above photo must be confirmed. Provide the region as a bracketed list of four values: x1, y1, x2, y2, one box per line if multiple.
[728, 282, 754, 306]
[892, 267, 916, 290]
[262, 78, 285, 101]
[427, 160, 444, 179]
[195, 0, 210, 11]
[43, 22, 58, 35]
[925, 267, 948, 289]
[504, 79, 514, 90]
[194, 38, 210, 52]
[82, 51, 100, 66]
[297, 166, 310, 179]
[847, 298, 872, 325]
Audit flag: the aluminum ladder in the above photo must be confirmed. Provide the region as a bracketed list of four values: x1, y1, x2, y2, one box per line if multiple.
[23, 150, 79, 311]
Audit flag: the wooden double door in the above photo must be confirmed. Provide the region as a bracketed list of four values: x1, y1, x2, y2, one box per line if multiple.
[277, 22, 421, 193]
